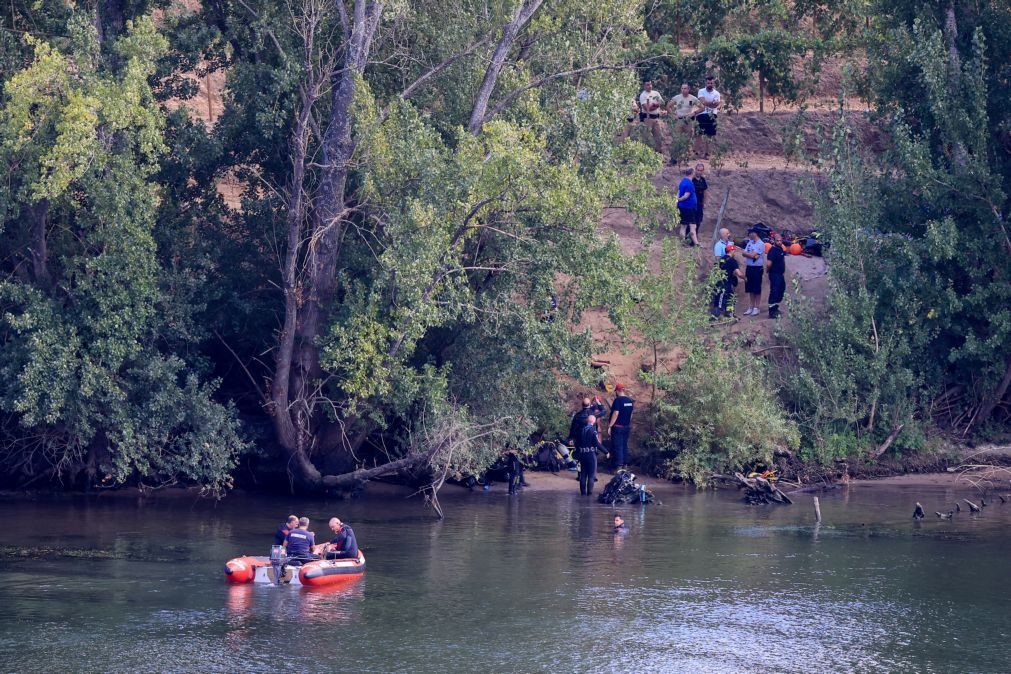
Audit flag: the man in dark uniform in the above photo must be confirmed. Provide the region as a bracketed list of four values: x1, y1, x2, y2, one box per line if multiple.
[283, 517, 317, 564]
[766, 234, 786, 318]
[577, 415, 608, 496]
[712, 243, 743, 318]
[566, 395, 605, 445]
[607, 384, 635, 469]
[316, 517, 359, 560]
[273, 515, 298, 546]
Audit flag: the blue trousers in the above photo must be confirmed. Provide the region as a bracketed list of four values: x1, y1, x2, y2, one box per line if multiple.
[611, 426, 630, 467]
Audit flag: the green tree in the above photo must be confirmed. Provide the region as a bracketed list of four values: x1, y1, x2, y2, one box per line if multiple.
[0, 16, 247, 492]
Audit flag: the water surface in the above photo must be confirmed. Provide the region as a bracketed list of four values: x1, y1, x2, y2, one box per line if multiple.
[1, 480, 1009, 673]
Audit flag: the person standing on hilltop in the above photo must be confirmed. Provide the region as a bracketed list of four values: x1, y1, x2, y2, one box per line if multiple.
[742, 228, 766, 316]
[666, 83, 700, 164]
[638, 80, 666, 154]
[677, 166, 699, 247]
[766, 233, 786, 319]
[607, 384, 635, 469]
[696, 76, 722, 158]
[693, 163, 709, 231]
[617, 97, 640, 142]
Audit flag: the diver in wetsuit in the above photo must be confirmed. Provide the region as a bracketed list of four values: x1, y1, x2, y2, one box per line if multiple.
[577, 415, 608, 496]
[317, 517, 359, 560]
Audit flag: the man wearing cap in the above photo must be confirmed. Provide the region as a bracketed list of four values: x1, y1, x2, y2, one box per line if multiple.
[712, 243, 743, 318]
[273, 515, 298, 546]
[283, 517, 318, 563]
[766, 232, 786, 318]
[742, 228, 766, 316]
[637, 80, 666, 153]
[314, 517, 359, 560]
[607, 384, 635, 469]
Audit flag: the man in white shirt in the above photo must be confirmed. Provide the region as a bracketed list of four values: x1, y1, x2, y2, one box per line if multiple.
[696, 76, 721, 157]
[637, 80, 665, 153]
[666, 82, 700, 164]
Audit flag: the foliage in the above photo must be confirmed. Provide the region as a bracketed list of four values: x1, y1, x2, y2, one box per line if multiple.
[609, 243, 798, 484]
[0, 17, 247, 493]
[779, 0, 1011, 458]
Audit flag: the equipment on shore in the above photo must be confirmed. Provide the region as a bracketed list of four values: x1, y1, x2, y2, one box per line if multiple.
[225, 549, 366, 587]
[598, 470, 655, 505]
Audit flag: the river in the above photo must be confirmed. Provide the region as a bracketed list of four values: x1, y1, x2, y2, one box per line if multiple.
[1, 478, 1009, 673]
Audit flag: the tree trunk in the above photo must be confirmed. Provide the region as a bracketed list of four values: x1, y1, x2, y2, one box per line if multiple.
[974, 356, 1011, 430]
[467, 0, 544, 134]
[270, 1, 384, 489]
[28, 199, 50, 287]
[758, 68, 764, 113]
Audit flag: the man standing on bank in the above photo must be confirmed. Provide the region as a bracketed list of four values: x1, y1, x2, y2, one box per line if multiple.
[608, 383, 635, 469]
[742, 228, 766, 316]
[766, 233, 786, 318]
[577, 415, 607, 496]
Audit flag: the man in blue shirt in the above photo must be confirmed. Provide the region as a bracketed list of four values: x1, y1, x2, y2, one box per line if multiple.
[608, 383, 635, 469]
[283, 517, 317, 563]
[273, 515, 298, 546]
[742, 228, 766, 316]
[714, 227, 731, 260]
[677, 167, 699, 247]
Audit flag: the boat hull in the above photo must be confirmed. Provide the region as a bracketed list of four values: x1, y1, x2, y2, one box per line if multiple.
[299, 552, 366, 587]
[224, 552, 365, 586]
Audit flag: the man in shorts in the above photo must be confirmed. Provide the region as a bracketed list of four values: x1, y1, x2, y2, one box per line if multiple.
[696, 76, 722, 158]
[677, 166, 699, 246]
[742, 228, 766, 316]
[638, 80, 666, 153]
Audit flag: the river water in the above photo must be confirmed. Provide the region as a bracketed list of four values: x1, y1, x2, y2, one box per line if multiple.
[1, 479, 1009, 673]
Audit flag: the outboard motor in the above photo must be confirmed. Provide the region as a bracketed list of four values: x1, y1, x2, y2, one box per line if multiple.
[269, 544, 287, 585]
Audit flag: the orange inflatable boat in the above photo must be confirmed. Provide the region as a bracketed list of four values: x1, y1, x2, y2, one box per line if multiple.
[224, 550, 365, 586]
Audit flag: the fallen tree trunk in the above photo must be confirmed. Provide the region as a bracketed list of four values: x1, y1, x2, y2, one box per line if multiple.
[733, 472, 794, 505]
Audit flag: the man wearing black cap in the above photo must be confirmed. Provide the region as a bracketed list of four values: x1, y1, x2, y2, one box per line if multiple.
[766, 233, 786, 318]
[607, 384, 635, 469]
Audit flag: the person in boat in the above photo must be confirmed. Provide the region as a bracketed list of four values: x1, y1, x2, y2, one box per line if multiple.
[613, 515, 628, 533]
[315, 517, 359, 560]
[273, 514, 299, 546]
[283, 517, 318, 564]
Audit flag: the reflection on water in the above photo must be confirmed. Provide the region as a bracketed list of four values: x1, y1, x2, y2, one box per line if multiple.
[1, 482, 1010, 673]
